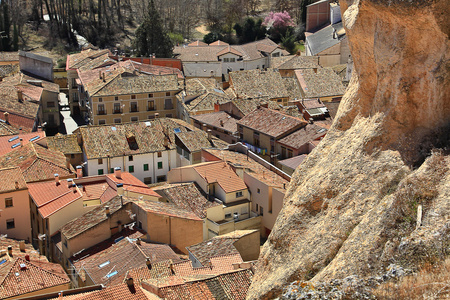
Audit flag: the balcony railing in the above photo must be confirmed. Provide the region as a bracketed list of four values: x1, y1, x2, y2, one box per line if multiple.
[147, 106, 156, 111]
[129, 106, 139, 113]
[97, 110, 107, 115]
[113, 108, 123, 114]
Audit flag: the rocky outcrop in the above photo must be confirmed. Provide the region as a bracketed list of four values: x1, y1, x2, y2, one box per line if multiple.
[247, 0, 450, 298]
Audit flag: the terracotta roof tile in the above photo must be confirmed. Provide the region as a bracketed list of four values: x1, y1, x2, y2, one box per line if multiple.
[0, 167, 27, 193]
[135, 200, 202, 221]
[192, 161, 248, 193]
[0, 110, 36, 133]
[49, 283, 152, 300]
[0, 131, 45, 156]
[175, 130, 216, 153]
[191, 111, 238, 134]
[67, 49, 112, 70]
[237, 107, 306, 138]
[275, 55, 320, 70]
[295, 67, 346, 98]
[187, 40, 208, 47]
[0, 257, 69, 299]
[47, 134, 82, 154]
[0, 64, 19, 78]
[183, 92, 231, 113]
[278, 154, 308, 170]
[0, 85, 40, 118]
[277, 123, 327, 149]
[209, 40, 229, 46]
[0, 52, 19, 62]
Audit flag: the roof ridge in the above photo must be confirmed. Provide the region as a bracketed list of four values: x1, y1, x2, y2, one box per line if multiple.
[38, 188, 75, 207]
[91, 70, 123, 96]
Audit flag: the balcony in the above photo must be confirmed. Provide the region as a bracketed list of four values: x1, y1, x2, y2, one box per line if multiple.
[113, 108, 123, 114]
[129, 106, 139, 113]
[164, 103, 174, 110]
[97, 110, 107, 115]
[147, 106, 156, 111]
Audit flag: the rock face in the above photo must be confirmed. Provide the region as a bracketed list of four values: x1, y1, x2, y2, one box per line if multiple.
[247, 0, 450, 299]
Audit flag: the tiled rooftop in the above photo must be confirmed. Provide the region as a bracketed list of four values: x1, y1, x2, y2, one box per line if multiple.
[183, 92, 231, 113]
[48, 283, 152, 300]
[282, 77, 303, 102]
[188, 40, 208, 47]
[175, 130, 216, 153]
[277, 123, 327, 149]
[72, 237, 181, 287]
[47, 133, 82, 154]
[0, 52, 19, 62]
[237, 107, 306, 138]
[183, 78, 219, 96]
[191, 111, 238, 134]
[28, 178, 83, 218]
[0, 85, 40, 119]
[295, 67, 346, 98]
[0, 110, 36, 133]
[192, 161, 248, 193]
[0, 64, 19, 78]
[135, 200, 202, 221]
[278, 154, 308, 170]
[275, 55, 320, 70]
[203, 149, 288, 188]
[0, 143, 74, 182]
[67, 49, 111, 70]
[187, 238, 240, 267]
[79, 118, 193, 159]
[0, 167, 27, 193]
[0, 131, 45, 156]
[0, 257, 70, 299]
[153, 182, 220, 219]
[229, 98, 280, 117]
[229, 68, 289, 100]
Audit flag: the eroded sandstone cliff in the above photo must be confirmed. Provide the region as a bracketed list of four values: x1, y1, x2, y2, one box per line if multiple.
[248, 0, 450, 298]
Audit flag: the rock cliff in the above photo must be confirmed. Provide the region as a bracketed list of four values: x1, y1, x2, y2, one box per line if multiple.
[248, 0, 450, 298]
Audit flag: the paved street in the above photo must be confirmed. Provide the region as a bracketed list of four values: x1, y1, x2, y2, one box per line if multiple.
[59, 93, 85, 134]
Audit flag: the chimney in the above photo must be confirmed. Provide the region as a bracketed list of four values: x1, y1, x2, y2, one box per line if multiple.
[77, 132, 82, 145]
[220, 119, 224, 127]
[25, 254, 30, 261]
[214, 102, 220, 112]
[313, 68, 318, 74]
[154, 113, 159, 119]
[19, 138, 23, 147]
[169, 264, 175, 275]
[163, 136, 169, 148]
[120, 195, 123, 207]
[116, 183, 124, 195]
[76, 166, 83, 178]
[15, 181, 19, 189]
[66, 158, 71, 169]
[7, 246, 12, 256]
[54, 174, 60, 185]
[19, 241, 25, 252]
[136, 238, 141, 245]
[105, 205, 110, 216]
[17, 90, 23, 102]
[126, 277, 134, 288]
[207, 129, 212, 141]
[72, 183, 77, 193]
[99, 70, 102, 79]
[114, 167, 122, 179]
[67, 178, 73, 188]
[3, 112, 9, 123]
[146, 258, 152, 269]
[102, 72, 106, 82]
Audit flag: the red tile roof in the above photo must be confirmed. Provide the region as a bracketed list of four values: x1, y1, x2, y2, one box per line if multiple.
[191, 111, 238, 134]
[48, 283, 151, 300]
[192, 161, 248, 193]
[277, 123, 327, 149]
[187, 40, 208, 47]
[0, 257, 70, 299]
[0, 131, 45, 156]
[0, 110, 36, 133]
[278, 154, 308, 170]
[209, 40, 229, 46]
[28, 179, 83, 218]
[107, 172, 148, 188]
[0, 166, 27, 193]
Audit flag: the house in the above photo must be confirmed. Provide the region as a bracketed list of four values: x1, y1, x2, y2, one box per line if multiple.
[0, 237, 70, 300]
[294, 68, 346, 102]
[276, 123, 327, 159]
[294, 98, 331, 121]
[202, 148, 289, 237]
[45, 133, 83, 168]
[167, 161, 261, 238]
[278, 154, 308, 175]
[304, 2, 350, 67]
[0, 142, 75, 183]
[237, 107, 306, 163]
[305, 0, 332, 32]
[0, 167, 30, 241]
[142, 268, 253, 300]
[77, 118, 196, 184]
[272, 55, 320, 77]
[228, 68, 290, 105]
[186, 230, 260, 268]
[0, 131, 45, 156]
[174, 38, 288, 81]
[174, 129, 228, 166]
[191, 111, 239, 144]
[69, 235, 182, 288]
[19, 51, 54, 82]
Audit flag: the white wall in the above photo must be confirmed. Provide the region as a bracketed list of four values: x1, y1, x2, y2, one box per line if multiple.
[182, 62, 221, 78]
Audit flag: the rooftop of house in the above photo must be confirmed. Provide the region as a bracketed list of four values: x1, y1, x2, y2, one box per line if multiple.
[0, 257, 70, 299]
[282, 77, 303, 102]
[189, 161, 248, 193]
[278, 154, 308, 170]
[274, 55, 320, 70]
[153, 182, 221, 219]
[203, 149, 288, 188]
[149, 268, 253, 300]
[0, 52, 19, 62]
[79, 118, 194, 159]
[188, 40, 208, 47]
[182, 91, 231, 113]
[71, 237, 182, 287]
[295, 67, 346, 98]
[3, 72, 60, 94]
[28, 178, 83, 218]
[46, 133, 82, 155]
[237, 107, 306, 138]
[47, 283, 153, 300]
[0, 110, 36, 133]
[186, 230, 257, 267]
[0, 143, 74, 183]
[183, 77, 220, 96]
[0, 64, 19, 78]
[324, 101, 341, 119]
[135, 199, 202, 221]
[0, 85, 40, 119]
[229, 68, 289, 100]
[0, 167, 27, 193]
[175, 130, 228, 153]
[277, 123, 327, 149]
[61, 195, 132, 240]
[191, 111, 238, 134]
[66, 49, 112, 70]
[0, 131, 45, 156]
[306, 21, 346, 55]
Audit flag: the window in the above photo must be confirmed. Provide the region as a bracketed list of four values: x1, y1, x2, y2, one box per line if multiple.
[225, 213, 232, 219]
[157, 162, 163, 169]
[129, 165, 134, 173]
[157, 175, 166, 182]
[164, 99, 173, 110]
[129, 155, 133, 161]
[5, 198, 13, 208]
[99, 119, 106, 125]
[144, 177, 152, 184]
[271, 145, 274, 153]
[6, 219, 14, 229]
[99, 97, 103, 102]
[47, 101, 55, 108]
[131, 95, 136, 99]
[130, 102, 138, 112]
[114, 118, 121, 124]
[260, 206, 264, 216]
[147, 100, 155, 111]
[272, 52, 280, 57]
[97, 104, 105, 115]
[166, 92, 170, 96]
[223, 57, 236, 63]
[148, 115, 155, 120]
[256, 203, 259, 212]
[257, 188, 260, 194]
[110, 168, 114, 173]
[98, 158, 103, 164]
[288, 149, 293, 158]
[131, 116, 138, 122]
[148, 93, 153, 98]
[114, 103, 121, 114]
[98, 169, 104, 175]
[143, 164, 149, 171]
[71, 154, 75, 158]
[281, 147, 287, 159]
[236, 191, 243, 197]
[115, 96, 119, 101]
[157, 152, 162, 157]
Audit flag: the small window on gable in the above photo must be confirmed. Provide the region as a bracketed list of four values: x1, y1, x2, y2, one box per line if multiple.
[131, 95, 136, 99]
[115, 96, 119, 101]
[236, 191, 243, 197]
[166, 92, 170, 96]
[99, 98, 103, 102]
[148, 93, 153, 98]
[257, 188, 260, 194]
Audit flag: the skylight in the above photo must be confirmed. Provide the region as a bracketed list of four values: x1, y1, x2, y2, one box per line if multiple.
[106, 271, 118, 278]
[174, 128, 181, 133]
[98, 261, 110, 268]
[29, 136, 40, 142]
[11, 143, 20, 149]
[8, 136, 19, 143]
[0, 259, 6, 265]
[111, 126, 117, 131]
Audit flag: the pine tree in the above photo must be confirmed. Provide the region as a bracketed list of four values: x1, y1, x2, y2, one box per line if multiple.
[133, 0, 173, 58]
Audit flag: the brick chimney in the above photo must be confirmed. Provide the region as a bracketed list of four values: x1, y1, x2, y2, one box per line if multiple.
[154, 113, 159, 119]
[76, 166, 83, 178]
[207, 129, 212, 141]
[220, 119, 224, 127]
[105, 205, 110, 216]
[214, 102, 220, 112]
[3, 112, 9, 124]
[67, 178, 73, 188]
[54, 174, 60, 185]
[15, 181, 19, 189]
[116, 183, 124, 195]
[7, 246, 12, 256]
[114, 167, 122, 179]
[17, 90, 23, 102]
[19, 241, 25, 252]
